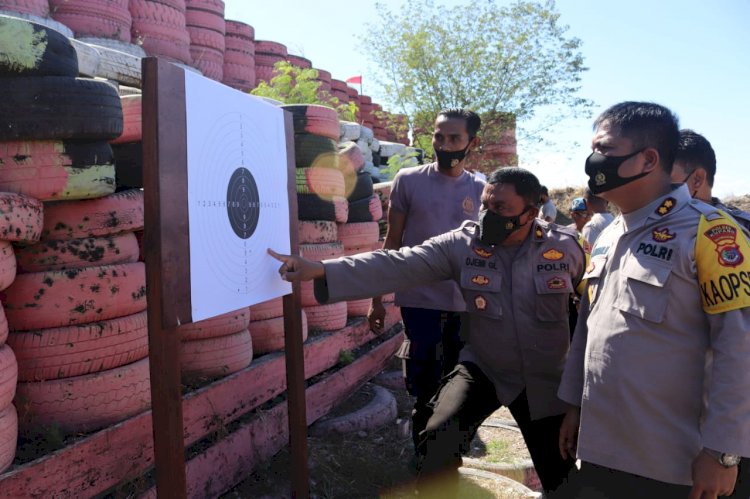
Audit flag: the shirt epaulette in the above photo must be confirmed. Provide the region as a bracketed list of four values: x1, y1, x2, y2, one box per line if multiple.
[549, 223, 578, 240]
[686, 198, 724, 221]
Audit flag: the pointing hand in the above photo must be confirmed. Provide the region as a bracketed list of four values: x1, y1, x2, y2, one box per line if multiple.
[267, 249, 325, 282]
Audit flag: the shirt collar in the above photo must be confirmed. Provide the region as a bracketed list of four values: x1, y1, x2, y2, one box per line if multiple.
[621, 184, 691, 232]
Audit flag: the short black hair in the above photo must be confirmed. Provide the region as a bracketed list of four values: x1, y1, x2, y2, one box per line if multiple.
[594, 101, 680, 173]
[437, 108, 481, 138]
[540, 185, 549, 196]
[676, 129, 716, 187]
[487, 167, 542, 207]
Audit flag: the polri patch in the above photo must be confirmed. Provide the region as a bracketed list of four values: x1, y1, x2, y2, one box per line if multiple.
[474, 295, 487, 311]
[652, 227, 676, 242]
[471, 275, 490, 286]
[655, 197, 676, 216]
[542, 248, 564, 261]
[635, 241, 674, 261]
[704, 224, 744, 267]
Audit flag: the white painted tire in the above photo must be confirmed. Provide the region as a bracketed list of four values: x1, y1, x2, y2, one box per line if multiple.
[94, 44, 142, 87]
[0, 10, 73, 37]
[68, 38, 100, 77]
[339, 121, 361, 142]
[77, 37, 147, 57]
[378, 140, 406, 158]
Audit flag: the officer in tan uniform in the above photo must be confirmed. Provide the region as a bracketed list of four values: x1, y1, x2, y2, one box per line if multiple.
[270, 167, 585, 496]
[558, 102, 750, 499]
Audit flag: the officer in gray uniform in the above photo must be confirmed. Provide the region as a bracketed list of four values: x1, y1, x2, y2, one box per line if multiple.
[558, 102, 750, 499]
[670, 128, 750, 499]
[270, 167, 585, 496]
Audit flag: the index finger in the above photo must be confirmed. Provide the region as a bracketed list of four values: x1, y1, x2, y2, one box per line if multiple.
[267, 248, 291, 263]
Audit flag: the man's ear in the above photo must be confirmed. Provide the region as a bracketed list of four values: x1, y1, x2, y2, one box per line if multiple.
[469, 135, 481, 150]
[642, 147, 660, 172]
[692, 168, 708, 189]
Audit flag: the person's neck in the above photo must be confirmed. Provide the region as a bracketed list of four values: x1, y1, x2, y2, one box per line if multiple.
[615, 178, 673, 214]
[501, 223, 533, 247]
[437, 164, 465, 178]
[696, 187, 712, 203]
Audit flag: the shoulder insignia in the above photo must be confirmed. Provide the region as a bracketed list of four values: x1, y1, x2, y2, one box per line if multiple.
[542, 248, 564, 261]
[652, 227, 676, 242]
[534, 227, 544, 239]
[655, 197, 676, 216]
[474, 295, 487, 311]
[547, 276, 566, 290]
[696, 213, 750, 314]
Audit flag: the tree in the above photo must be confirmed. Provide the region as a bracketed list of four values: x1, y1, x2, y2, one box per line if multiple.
[362, 0, 593, 155]
[251, 61, 357, 121]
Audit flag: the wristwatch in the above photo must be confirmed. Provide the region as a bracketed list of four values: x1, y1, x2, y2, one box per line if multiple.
[703, 448, 741, 468]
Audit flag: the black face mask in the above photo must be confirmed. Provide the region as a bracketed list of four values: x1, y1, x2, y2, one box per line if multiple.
[478, 208, 528, 246]
[435, 143, 470, 170]
[585, 148, 648, 194]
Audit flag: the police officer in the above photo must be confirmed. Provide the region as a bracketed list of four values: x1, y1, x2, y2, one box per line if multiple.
[558, 102, 750, 499]
[271, 167, 584, 496]
[670, 128, 750, 499]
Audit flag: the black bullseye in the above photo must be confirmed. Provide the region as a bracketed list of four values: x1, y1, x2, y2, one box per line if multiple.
[226, 167, 260, 239]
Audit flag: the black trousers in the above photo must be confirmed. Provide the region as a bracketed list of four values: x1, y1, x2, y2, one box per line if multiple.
[397, 307, 463, 451]
[416, 362, 575, 494]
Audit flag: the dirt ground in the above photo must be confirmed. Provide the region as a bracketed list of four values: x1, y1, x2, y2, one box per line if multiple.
[221, 359, 535, 499]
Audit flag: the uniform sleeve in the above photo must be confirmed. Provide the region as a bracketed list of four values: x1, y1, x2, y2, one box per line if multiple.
[388, 169, 408, 214]
[702, 308, 750, 457]
[314, 231, 459, 304]
[558, 289, 591, 406]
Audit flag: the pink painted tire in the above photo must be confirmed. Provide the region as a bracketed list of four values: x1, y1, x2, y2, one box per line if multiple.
[225, 19, 253, 40]
[282, 104, 340, 140]
[1, 262, 147, 331]
[14, 232, 140, 273]
[185, 9, 224, 35]
[343, 243, 379, 257]
[299, 280, 320, 307]
[189, 45, 223, 79]
[49, 0, 131, 42]
[0, 306, 7, 346]
[128, 0, 185, 23]
[41, 189, 144, 240]
[222, 62, 255, 90]
[0, 140, 115, 201]
[347, 194, 383, 223]
[300, 242, 344, 261]
[187, 24, 224, 51]
[0, 242, 16, 292]
[254, 64, 276, 84]
[14, 356, 151, 435]
[146, 0, 186, 12]
[0, 344, 17, 409]
[296, 167, 345, 199]
[131, 19, 190, 45]
[0, 404, 17, 474]
[304, 302, 347, 331]
[0, 192, 42, 243]
[248, 310, 307, 355]
[298, 221, 338, 244]
[223, 45, 254, 64]
[249, 297, 283, 321]
[178, 307, 250, 341]
[111, 95, 141, 144]
[253, 53, 284, 68]
[337, 222, 380, 249]
[286, 54, 311, 69]
[180, 328, 252, 380]
[254, 40, 286, 57]
[7, 311, 148, 381]
[185, 0, 224, 16]
[135, 32, 192, 63]
[0, 0, 48, 16]
[339, 142, 365, 176]
[347, 298, 371, 317]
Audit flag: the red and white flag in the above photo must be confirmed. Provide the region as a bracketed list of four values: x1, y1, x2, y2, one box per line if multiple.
[345, 75, 362, 85]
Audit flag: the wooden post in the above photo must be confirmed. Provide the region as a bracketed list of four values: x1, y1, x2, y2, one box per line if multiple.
[142, 57, 191, 499]
[281, 111, 310, 499]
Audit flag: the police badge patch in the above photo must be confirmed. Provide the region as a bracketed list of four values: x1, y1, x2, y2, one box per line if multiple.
[474, 295, 487, 311]
[704, 223, 744, 267]
[542, 248, 564, 261]
[471, 275, 490, 286]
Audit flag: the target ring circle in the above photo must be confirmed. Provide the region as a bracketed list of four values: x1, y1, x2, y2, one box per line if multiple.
[226, 167, 260, 239]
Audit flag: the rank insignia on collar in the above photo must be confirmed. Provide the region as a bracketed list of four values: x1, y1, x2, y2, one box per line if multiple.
[542, 248, 564, 261]
[547, 276, 566, 290]
[656, 197, 676, 216]
[474, 295, 487, 311]
[704, 224, 744, 267]
[471, 275, 490, 286]
[535, 227, 544, 239]
[473, 246, 493, 258]
[652, 227, 676, 242]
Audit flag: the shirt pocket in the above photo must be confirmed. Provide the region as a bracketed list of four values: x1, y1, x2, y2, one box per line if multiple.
[460, 269, 502, 319]
[614, 255, 672, 323]
[533, 273, 573, 322]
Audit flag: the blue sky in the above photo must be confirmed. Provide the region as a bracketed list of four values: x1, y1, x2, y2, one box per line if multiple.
[224, 0, 750, 198]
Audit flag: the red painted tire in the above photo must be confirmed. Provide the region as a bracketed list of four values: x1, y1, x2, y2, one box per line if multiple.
[296, 166, 345, 199]
[337, 222, 380, 249]
[282, 104, 339, 140]
[49, 0, 132, 42]
[248, 310, 307, 355]
[0, 192, 42, 243]
[224, 34, 253, 56]
[0, 344, 17, 409]
[253, 64, 276, 84]
[299, 280, 320, 307]
[7, 311, 148, 381]
[135, 32, 192, 63]
[222, 62, 255, 90]
[14, 356, 151, 435]
[249, 297, 283, 321]
[180, 328, 252, 380]
[254, 40, 286, 57]
[286, 54, 311, 69]
[187, 24, 225, 51]
[300, 242, 344, 261]
[0, 242, 16, 292]
[41, 189, 144, 240]
[186, 11, 224, 36]
[304, 302, 347, 331]
[347, 298, 371, 317]
[339, 142, 365, 177]
[2, 262, 147, 331]
[223, 46, 254, 64]
[178, 307, 250, 341]
[0, 140, 116, 201]
[0, 305, 7, 346]
[225, 19, 253, 40]
[0, 404, 17, 474]
[185, 0, 224, 16]
[189, 45, 223, 80]
[14, 232, 140, 274]
[298, 221, 338, 244]
[0, 0, 48, 16]
[111, 95, 141, 144]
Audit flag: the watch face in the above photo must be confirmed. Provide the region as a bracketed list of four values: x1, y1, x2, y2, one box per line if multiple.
[721, 454, 742, 467]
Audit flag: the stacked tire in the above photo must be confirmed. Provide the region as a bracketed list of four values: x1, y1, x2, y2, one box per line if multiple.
[314, 68, 331, 95]
[111, 93, 144, 192]
[185, 0, 225, 80]
[254, 40, 286, 84]
[330, 78, 349, 104]
[49, 0, 132, 42]
[129, 0, 192, 64]
[248, 298, 308, 356]
[222, 19, 255, 91]
[0, 0, 48, 17]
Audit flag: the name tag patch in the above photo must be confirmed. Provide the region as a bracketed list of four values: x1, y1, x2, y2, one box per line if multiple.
[635, 242, 673, 261]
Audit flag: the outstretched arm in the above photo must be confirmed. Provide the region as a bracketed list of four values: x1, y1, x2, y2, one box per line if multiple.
[268, 248, 325, 282]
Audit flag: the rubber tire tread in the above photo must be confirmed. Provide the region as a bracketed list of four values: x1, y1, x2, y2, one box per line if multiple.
[347, 194, 382, 223]
[178, 307, 250, 341]
[297, 194, 348, 223]
[347, 171, 374, 202]
[296, 166, 345, 198]
[0, 15, 78, 76]
[294, 133, 338, 169]
[7, 310, 148, 381]
[298, 220, 338, 244]
[249, 297, 283, 321]
[337, 222, 380, 249]
[0, 192, 42, 243]
[0, 241, 17, 292]
[180, 328, 252, 380]
[0, 77, 123, 141]
[0, 344, 17, 409]
[14, 356, 151, 435]
[14, 232, 140, 273]
[304, 302, 347, 331]
[248, 311, 307, 355]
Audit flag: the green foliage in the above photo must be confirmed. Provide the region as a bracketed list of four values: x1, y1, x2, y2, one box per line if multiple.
[362, 0, 594, 148]
[338, 349, 355, 366]
[381, 149, 420, 181]
[251, 61, 359, 122]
